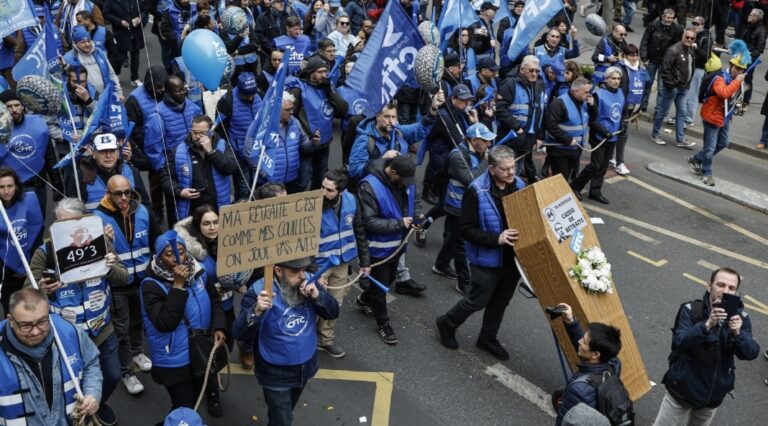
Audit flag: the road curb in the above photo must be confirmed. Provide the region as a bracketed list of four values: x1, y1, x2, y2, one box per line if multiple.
[646, 162, 768, 214]
[639, 113, 768, 161]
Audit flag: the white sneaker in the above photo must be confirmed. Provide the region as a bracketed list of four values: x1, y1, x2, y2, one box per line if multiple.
[131, 80, 142, 87]
[122, 374, 144, 395]
[615, 163, 630, 175]
[579, 4, 587, 16]
[664, 117, 675, 125]
[132, 353, 152, 372]
[650, 136, 666, 145]
[609, 158, 617, 168]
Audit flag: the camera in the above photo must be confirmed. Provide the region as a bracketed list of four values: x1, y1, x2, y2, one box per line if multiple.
[545, 306, 566, 320]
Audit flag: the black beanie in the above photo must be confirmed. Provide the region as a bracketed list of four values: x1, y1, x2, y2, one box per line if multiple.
[0, 90, 19, 104]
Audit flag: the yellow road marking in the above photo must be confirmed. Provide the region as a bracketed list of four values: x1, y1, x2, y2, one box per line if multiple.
[626, 176, 768, 247]
[683, 275, 768, 316]
[619, 226, 660, 245]
[683, 273, 708, 287]
[229, 366, 393, 426]
[586, 204, 768, 270]
[744, 304, 768, 315]
[604, 175, 626, 185]
[744, 295, 768, 311]
[627, 250, 668, 267]
[697, 260, 720, 270]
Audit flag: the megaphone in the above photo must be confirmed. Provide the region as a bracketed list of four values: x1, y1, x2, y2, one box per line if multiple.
[307, 255, 341, 285]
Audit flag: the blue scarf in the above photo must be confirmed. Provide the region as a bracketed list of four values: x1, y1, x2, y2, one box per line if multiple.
[5, 320, 55, 362]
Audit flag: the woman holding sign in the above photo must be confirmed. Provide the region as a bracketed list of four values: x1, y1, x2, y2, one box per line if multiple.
[140, 231, 228, 420]
[0, 167, 43, 314]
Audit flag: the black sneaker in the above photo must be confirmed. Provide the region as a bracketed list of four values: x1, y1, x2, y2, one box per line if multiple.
[378, 323, 398, 344]
[476, 337, 509, 361]
[317, 343, 346, 358]
[687, 156, 702, 175]
[415, 229, 427, 248]
[207, 390, 223, 418]
[432, 265, 458, 280]
[96, 403, 118, 426]
[436, 316, 458, 349]
[356, 295, 375, 318]
[395, 279, 426, 295]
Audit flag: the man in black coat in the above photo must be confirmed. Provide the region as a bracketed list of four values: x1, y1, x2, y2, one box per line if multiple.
[103, 0, 145, 86]
[254, 0, 289, 65]
[639, 8, 683, 111]
[740, 8, 766, 107]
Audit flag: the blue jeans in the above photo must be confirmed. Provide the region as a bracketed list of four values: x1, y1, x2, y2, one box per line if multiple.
[652, 86, 687, 142]
[693, 121, 730, 176]
[640, 61, 662, 110]
[623, 0, 637, 26]
[263, 387, 305, 426]
[684, 69, 704, 124]
[98, 333, 121, 405]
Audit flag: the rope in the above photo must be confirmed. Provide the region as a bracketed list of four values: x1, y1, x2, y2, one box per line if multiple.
[193, 341, 231, 412]
[70, 399, 102, 426]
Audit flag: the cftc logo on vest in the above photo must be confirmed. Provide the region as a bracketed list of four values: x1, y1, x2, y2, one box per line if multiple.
[66, 353, 80, 366]
[610, 103, 622, 122]
[345, 214, 354, 226]
[59, 288, 76, 298]
[9, 134, 37, 160]
[320, 100, 334, 120]
[279, 308, 309, 336]
[12, 218, 27, 245]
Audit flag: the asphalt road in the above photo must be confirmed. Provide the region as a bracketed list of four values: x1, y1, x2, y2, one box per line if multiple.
[74, 9, 768, 426]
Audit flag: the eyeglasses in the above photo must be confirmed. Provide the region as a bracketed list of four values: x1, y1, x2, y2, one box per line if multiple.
[692, 22, 703, 26]
[525, 68, 541, 73]
[684, 36, 695, 40]
[11, 315, 50, 333]
[339, 21, 349, 26]
[110, 190, 132, 198]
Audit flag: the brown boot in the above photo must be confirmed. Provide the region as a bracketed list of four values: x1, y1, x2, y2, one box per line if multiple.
[238, 342, 254, 369]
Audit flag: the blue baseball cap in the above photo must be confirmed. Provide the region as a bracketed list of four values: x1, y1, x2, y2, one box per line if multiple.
[237, 72, 258, 96]
[72, 26, 91, 43]
[465, 123, 496, 141]
[452, 84, 474, 100]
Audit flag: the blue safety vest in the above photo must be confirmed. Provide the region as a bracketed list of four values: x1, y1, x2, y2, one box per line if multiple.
[84, 163, 137, 211]
[172, 57, 203, 110]
[141, 272, 211, 368]
[127, 86, 160, 119]
[534, 44, 565, 78]
[60, 84, 97, 144]
[274, 35, 310, 76]
[0, 315, 84, 423]
[0, 115, 48, 184]
[444, 144, 484, 213]
[230, 35, 258, 65]
[60, 0, 94, 38]
[0, 192, 43, 275]
[174, 139, 232, 219]
[546, 94, 589, 149]
[361, 174, 403, 259]
[94, 206, 151, 285]
[594, 87, 625, 143]
[91, 26, 106, 52]
[63, 49, 112, 94]
[467, 73, 497, 95]
[267, 118, 302, 184]
[592, 37, 614, 84]
[227, 88, 262, 156]
[507, 80, 543, 135]
[167, 3, 191, 41]
[249, 276, 317, 365]
[199, 255, 234, 312]
[464, 172, 524, 268]
[297, 80, 334, 144]
[317, 191, 358, 264]
[622, 65, 647, 105]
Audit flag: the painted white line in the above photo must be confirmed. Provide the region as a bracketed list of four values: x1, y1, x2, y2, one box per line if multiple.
[484, 363, 557, 418]
[619, 226, 660, 245]
[696, 260, 719, 270]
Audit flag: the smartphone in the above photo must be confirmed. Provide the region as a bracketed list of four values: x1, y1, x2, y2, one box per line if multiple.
[714, 293, 741, 318]
[42, 270, 58, 282]
[195, 187, 207, 193]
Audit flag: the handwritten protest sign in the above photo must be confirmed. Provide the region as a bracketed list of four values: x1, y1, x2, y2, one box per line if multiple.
[217, 190, 323, 275]
[50, 215, 108, 284]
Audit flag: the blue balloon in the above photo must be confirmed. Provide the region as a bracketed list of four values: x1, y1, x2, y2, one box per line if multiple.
[181, 29, 229, 91]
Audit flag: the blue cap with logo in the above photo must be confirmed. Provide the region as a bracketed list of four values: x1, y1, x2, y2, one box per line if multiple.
[237, 72, 258, 96]
[465, 123, 496, 141]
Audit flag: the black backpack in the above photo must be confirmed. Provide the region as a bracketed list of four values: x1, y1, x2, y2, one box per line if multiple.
[573, 367, 635, 426]
[698, 71, 721, 103]
[667, 300, 706, 364]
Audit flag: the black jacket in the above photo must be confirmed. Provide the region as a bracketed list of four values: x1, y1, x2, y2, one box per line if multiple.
[468, 19, 494, 55]
[460, 177, 516, 266]
[591, 35, 626, 68]
[742, 21, 766, 60]
[640, 19, 683, 64]
[253, 8, 289, 56]
[357, 158, 423, 238]
[427, 102, 470, 155]
[544, 92, 585, 148]
[661, 41, 694, 89]
[102, 0, 145, 52]
[692, 29, 713, 70]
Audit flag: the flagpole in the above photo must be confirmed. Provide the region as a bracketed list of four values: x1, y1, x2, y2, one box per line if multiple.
[248, 144, 266, 201]
[65, 105, 83, 200]
[0, 200, 85, 399]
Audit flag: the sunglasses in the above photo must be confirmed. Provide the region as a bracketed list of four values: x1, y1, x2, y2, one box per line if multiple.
[684, 36, 695, 40]
[339, 21, 349, 25]
[110, 190, 132, 198]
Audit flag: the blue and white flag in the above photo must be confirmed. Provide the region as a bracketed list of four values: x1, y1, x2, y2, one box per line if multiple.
[245, 62, 287, 179]
[12, 4, 63, 82]
[338, 0, 424, 117]
[506, 0, 563, 61]
[100, 83, 128, 137]
[0, 0, 37, 39]
[54, 83, 115, 169]
[438, 0, 480, 51]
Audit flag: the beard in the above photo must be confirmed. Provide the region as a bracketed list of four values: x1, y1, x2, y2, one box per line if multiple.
[279, 278, 306, 307]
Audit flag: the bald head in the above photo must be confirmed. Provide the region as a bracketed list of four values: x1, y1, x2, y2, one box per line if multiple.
[107, 175, 130, 192]
[107, 175, 132, 210]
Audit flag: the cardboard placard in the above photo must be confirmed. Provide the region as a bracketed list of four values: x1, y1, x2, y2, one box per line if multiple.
[217, 190, 323, 275]
[50, 215, 108, 284]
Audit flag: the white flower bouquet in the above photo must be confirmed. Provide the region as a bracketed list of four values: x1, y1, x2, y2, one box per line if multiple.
[569, 246, 613, 294]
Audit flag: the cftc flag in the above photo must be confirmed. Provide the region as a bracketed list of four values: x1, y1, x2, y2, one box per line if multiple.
[0, 0, 37, 39]
[244, 61, 287, 179]
[506, 0, 564, 61]
[338, 0, 424, 117]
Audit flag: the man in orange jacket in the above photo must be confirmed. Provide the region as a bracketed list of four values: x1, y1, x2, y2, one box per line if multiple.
[687, 51, 750, 186]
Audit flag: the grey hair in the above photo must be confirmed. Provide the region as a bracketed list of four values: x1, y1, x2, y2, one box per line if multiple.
[752, 9, 764, 20]
[662, 8, 675, 17]
[9, 287, 48, 315]
[55, 198, 87, 217]
[282, 92, 296, 104]
[488, 145, 516, 167]
[571, 77, 592, 91]
[604, 66, 623, 78]
[521, 55, 540, 69]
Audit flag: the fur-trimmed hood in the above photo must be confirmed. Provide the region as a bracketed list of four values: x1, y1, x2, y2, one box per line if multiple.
[173, 217, 209, 262]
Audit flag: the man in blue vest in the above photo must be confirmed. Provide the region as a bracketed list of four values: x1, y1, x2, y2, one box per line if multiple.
[60, 66, 97, 146]
[66, 132, 152, 212]
[95, 175, 160, 396]
[257, 49, 284, 93]
[534, 28, 580, 80]
[64, 26, 123, 99]
[0, 90, 63, 217]
[288, 56, 349, 190]
[216, 72, 263, 201]
[571, 67, 626, 204]
[144, 75, 203, 224]
[315, 169, 370, 358]
[233, 257, 339, 426]
[465, 57, 499, 95]
[434, 123, 492, 296]
[274, 16, 310, 76]
[435, 145, 523, 361]
[161, 115, 238, 224]
[0, 288, 102, 425]
[159, 0, 192, 70]
[591, 25, 627, 85]
[356, 156, 424, 345]
[75, 10, 118, 69]
[27, 198, 127, 425]
[497, 55, 546, 184]
[543, 77, 593, 181]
